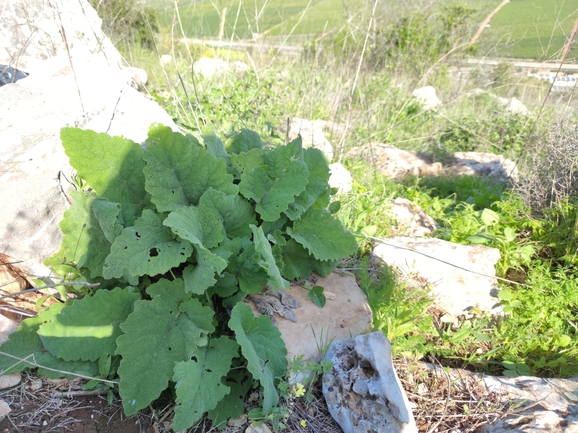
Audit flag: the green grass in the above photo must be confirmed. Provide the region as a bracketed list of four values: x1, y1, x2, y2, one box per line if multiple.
[478, 0, 578, 60]
[147, 0, 365, 42]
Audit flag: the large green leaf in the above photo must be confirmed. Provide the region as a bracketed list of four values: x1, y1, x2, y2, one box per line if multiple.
[225, 129, 263, 154]
[60, 128, 147, 225]
[199, 189, 257, 239]
[207, 369, 252, 429]
[287, 208, 358, 261]
[116, 280, 215, 415]
[250, 225, 288, 290]
[164, 205, 224, 249]
[183, 247, 228, 295]
[280, 239, 338, 280]
[239, 141, 309, 221]
[143, 125, 236, 212]
[0, 303, 98, 379]
[173, 337, 239, 431]
[45, 191, 123, 279]
[285, 146, 331, 220]
[228, 303, 287, 414]
[38, 288, 140, 362]
[104, 209, 193, 279]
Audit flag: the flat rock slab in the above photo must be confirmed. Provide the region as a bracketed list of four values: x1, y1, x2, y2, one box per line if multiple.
[373, 237, 501, 317]
[249, 272, 372, 363]
[323, 332, 417, 433]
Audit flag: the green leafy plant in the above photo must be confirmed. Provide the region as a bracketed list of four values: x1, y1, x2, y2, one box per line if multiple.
[0, 124, 357, 430]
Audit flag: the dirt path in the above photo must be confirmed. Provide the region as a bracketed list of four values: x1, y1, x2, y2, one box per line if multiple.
[470, 0, 510, 44]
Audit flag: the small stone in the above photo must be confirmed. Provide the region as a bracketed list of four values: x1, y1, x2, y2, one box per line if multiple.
[27, 378, 43, 391]
[245, 424, 272, 433]
[0, 400, 10, 420]
[227, 414, 247, 427]
[0, 372, 21, 390]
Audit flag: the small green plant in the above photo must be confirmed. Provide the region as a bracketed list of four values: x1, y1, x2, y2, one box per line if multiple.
[0, 125, 357, 430]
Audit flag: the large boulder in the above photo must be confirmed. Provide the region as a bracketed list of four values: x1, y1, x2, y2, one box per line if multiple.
[0, 0, 178, 279]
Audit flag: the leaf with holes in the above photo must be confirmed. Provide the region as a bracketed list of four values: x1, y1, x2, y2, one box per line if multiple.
[116, 279, 215, 415]
[173, 337, 239, 431]
[104, 209, 193, 279]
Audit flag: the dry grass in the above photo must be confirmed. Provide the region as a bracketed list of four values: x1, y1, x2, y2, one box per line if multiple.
[0, 358, 523, 433]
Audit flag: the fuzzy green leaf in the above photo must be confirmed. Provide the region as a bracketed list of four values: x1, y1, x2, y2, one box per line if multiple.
[104, 209, 193, 279]
[239, 142, 309, 221]
[0, 303, 98, 379]
[116, 280, 215, 415]
[225, 129, 263, 154]
[199, 189, 257, 239]
[285, 146, 331, 220]
[38, 288, 140, 362]
[164, 205, 224, 249]
[45, 191, 123, 278]
[60, 128, 147, 225]
[183, 248, 228, 295]
[143, 125, 237, 212]
[250, 225, 289, 290]
[207, 370, 252, 429]
[228, 303, 287, 414]
[173, 337, 239, 431]
[287, 208, 358, 261]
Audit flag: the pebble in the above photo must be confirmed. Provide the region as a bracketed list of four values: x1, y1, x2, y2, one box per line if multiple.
[228, 413, 247, 427]
[0, 372, 21, 390]
[0, 400, 10, 420]
[245, 424, 272, 433]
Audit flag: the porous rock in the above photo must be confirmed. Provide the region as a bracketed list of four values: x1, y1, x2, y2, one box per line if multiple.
[249, 273, 372, 364]
[322, 332, 417, 433]
[0, 0, 178, 278]
[373, 237, 501, 318]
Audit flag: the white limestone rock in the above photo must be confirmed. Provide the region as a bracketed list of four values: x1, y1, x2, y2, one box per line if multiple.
[391, 198, 440, 237]
[373, 237, 501, 317]
[0, 0, 179, 279]
[347, 144, 442, 179]
[322, 332, 417, 433]
[412, 86, 441, 111]
[328, 163, 352, 194]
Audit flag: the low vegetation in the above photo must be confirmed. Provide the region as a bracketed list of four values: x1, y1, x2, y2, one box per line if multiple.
[4, 0, 578, 430]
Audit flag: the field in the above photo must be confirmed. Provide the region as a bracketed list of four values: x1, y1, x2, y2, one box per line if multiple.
[146, 0, 495, 43]
[477, 0, 578, 61]
[145, 0, 578, 61]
